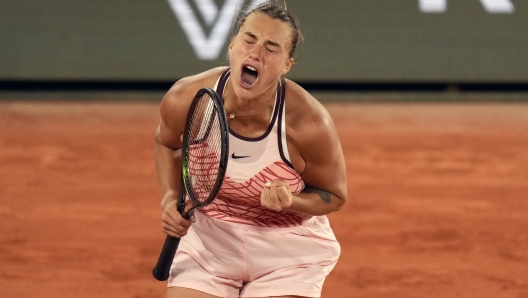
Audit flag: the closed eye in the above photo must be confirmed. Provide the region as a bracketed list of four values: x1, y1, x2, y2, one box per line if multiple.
[242, 32, 280, 53]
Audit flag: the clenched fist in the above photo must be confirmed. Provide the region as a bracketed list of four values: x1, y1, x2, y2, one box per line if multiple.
[260, 179, 293, 212]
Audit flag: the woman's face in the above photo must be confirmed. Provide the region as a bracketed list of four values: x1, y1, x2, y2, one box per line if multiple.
[228, 12, 293, 100]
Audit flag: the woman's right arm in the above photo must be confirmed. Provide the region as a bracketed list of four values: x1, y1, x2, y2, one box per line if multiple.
[154, 67, 227, 237]
[154, 81, 192, 238]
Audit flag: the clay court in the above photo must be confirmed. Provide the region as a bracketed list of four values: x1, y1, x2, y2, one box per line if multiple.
[0, 99, 527, 298]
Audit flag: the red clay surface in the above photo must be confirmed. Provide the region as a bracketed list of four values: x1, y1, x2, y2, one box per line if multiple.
[1, 101, 527, 298]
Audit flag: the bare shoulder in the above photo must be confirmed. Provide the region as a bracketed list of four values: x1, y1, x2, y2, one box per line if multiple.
[285, 80, 347, 207]
[160, 67, 227, 128]
[157, 67, 227, 148]
[283, 78, 342, 173]
[283, 79, 347, 201]
[283, 79, 334, 138]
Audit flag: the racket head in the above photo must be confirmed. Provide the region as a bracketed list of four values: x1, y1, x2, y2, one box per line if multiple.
[180, 87, 229, 218]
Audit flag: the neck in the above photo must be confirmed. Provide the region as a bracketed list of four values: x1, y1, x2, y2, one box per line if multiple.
[223, 78, 276, 119]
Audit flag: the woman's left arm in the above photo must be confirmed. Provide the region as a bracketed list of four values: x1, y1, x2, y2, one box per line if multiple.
[260, 94, 347, 216]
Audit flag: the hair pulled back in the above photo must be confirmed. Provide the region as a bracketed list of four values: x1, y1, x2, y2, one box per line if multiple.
[235, 1, 302, 59]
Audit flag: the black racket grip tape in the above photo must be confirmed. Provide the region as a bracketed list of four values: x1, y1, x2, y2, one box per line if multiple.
[152, 235, 181, 281]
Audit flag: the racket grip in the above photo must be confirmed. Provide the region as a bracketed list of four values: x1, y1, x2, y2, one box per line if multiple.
[152, 235, 181, 281]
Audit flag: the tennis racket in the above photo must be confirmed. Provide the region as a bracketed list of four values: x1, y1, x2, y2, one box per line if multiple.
[152, 87, 229, 281]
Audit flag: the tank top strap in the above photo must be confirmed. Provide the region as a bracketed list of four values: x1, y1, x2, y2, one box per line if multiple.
[215, 68, 231, 97]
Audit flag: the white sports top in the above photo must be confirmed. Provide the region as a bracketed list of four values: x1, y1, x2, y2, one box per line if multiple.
[199, 69, 307, 227]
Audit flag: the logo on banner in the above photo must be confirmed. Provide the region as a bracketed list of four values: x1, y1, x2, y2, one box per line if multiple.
[168, 0, 516, 60]
[419, 0, 514, 13]
[168, 0, 266, 60]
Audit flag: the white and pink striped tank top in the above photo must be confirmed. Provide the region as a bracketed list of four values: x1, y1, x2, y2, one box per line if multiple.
[199, 69, 307, 228]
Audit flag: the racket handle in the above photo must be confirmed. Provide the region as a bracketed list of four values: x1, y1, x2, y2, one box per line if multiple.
[152, 235, 181, 281]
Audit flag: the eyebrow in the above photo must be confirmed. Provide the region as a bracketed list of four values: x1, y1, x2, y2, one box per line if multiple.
[244, 32, 281, 48]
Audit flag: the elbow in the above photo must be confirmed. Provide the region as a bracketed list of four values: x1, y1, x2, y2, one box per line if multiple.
[154, 124, 163, 145]
[332, 193, 347, 212]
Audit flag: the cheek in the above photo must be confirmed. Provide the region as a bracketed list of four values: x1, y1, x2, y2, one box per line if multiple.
[230, 44, 250, 62]
[268, 56, 289, 73]
[261, 64, 286, 82]
[229, 46, 244, 64]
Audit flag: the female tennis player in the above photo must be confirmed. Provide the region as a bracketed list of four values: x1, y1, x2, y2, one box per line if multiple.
[155, 1, 347, 297]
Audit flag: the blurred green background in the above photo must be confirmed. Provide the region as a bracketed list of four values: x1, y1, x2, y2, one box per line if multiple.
[1, 0, 527, 99]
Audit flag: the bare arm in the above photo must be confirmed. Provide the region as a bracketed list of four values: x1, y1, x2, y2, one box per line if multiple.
[261, 84, 347, 216]
[155, 86, 191, 237]
[293, 105, 347, 215]
[155, 121, 182, 213]
[155, 68, 226, 236]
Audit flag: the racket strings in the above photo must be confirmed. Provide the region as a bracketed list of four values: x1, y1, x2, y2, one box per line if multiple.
[185, 94, 224, 205]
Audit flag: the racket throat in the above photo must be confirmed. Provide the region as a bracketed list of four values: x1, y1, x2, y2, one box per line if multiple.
[181, 208, 196, 220]
[177, 194, 187, 216]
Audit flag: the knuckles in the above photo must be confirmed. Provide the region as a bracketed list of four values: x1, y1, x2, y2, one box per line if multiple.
[260, 186, 292, 212]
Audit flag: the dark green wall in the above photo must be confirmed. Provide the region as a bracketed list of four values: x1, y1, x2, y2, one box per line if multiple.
[1, 0, 527, 82]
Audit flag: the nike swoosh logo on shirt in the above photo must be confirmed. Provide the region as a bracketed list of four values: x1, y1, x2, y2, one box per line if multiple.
[231, 153, 250, 159]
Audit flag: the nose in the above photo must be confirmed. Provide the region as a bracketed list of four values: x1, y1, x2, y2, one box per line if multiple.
[248, 44, 262, 61]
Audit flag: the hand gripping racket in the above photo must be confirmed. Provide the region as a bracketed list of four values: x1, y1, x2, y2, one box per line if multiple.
[152, 87, 229, 281]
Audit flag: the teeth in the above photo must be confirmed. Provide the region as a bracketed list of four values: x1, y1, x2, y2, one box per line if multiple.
[246, 66, 257, 71]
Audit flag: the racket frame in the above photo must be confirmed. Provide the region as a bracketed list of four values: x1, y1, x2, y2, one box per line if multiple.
[152, 87, 229, 281]
[179, 88, 229, 218]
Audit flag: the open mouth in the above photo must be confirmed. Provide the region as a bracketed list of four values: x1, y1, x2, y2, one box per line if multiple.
[240, 65, 258, 87]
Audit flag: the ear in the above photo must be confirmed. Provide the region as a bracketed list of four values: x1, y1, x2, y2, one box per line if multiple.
[228, 38, 234, 53]
[282, 58, 294, 75]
